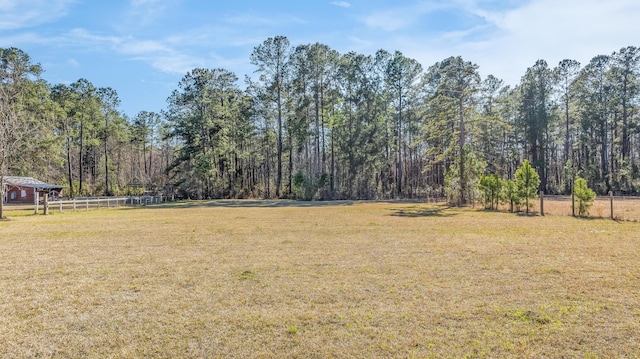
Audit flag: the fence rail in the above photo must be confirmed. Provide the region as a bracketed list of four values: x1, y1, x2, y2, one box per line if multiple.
[45, 195, 164, 213]
[12, 193, 640, 220]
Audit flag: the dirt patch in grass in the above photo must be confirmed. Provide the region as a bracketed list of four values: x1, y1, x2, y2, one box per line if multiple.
[1, 201, 639, 357]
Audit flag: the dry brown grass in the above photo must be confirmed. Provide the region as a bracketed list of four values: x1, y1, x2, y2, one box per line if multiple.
[542, 196, 640, 221]
[1, 200, 639, 358]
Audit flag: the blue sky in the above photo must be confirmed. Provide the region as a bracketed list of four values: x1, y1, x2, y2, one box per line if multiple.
[2, 0, 639, 117]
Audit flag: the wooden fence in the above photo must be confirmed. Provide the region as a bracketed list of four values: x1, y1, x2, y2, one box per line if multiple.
[43, 196, 165, 214]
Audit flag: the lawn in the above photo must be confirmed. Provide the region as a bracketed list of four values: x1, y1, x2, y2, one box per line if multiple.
[1, 201, 639, 358]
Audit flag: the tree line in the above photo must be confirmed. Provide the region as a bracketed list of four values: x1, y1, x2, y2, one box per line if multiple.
[2, 38, 640, 207]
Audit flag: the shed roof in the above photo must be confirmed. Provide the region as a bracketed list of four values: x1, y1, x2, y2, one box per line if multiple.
[3, 176, 68, 190]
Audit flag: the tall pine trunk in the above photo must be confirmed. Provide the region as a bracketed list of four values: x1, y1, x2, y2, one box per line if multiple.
[276, 86, 283, 197]
[458, 99, 465, 205]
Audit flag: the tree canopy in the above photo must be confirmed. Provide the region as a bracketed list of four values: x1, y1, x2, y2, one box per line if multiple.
[4, 41, 640, 203]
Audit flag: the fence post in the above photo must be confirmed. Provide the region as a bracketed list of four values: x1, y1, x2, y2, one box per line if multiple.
[540, 191, 544, 216]
[610, 192, 614, 220]
[44, 194, 49, 215]
[86, 199, 89, 211]
[34, 189, 39, 215]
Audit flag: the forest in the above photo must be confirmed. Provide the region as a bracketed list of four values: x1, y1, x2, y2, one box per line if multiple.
[2, 38, 640, 203]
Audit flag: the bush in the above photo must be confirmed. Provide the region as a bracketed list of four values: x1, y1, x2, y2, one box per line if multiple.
[515, 160, 540, 214]
[293, 171, 308, 200]
[501, 179, 521, 213]
[574, 177, 595, 217]
[293, 171, 329, 200]
[479, 174, 503, 210]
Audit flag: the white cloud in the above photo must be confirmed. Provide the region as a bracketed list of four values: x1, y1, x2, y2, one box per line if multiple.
[130, 0, 160, 6]
[468, 0, 640, 84]
[118, 0, 173, 32]
[356, 0, 640, 86]
[147, 53, 206, 74]
[7, 0, 639, 93]
[330, 1, 351, 8]
[62, 28, 220, 75]
[67, 28, 122, 49]
[361, 2, 451, 31]
[225, 12, 306, 27]
[343, 36, 376, 53]
[119, 40, 170, 55]
[67, 58, 80, 67]
[0, 32, 51, 47]
[0, 0, 77, 30]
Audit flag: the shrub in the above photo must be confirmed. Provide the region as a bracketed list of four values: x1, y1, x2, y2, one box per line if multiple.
[479, 174, 503, 210]
[574, 177, 596, 217]
[293, 171, 307, 199]
[501, 179, 521, 213]
[293, 171, 329, 200]
[515, 160, 540, 214]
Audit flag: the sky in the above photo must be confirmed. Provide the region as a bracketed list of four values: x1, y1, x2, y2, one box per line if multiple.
[1, 0, 639, 117]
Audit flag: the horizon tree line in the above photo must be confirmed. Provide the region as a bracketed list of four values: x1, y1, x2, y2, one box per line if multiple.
[2, 39, 640, 207]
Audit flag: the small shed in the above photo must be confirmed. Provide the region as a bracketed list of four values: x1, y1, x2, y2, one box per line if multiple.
[2, 176, 67, 204]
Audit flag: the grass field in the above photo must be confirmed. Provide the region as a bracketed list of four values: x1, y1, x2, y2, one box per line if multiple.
[1, 201, 639, 358]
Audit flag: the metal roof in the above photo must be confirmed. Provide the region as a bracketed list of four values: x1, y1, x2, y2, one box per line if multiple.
[2, 176, 68, 190]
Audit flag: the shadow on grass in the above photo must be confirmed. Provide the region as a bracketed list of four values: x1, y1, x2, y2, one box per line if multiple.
[570, 214, 628, 222]
[147, 199, 358, 209]
[390, 204, 457, 217]
[516, 211, 541, 217]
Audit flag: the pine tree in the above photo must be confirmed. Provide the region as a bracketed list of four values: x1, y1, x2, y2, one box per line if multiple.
[515, 159, 541, 214]
[573, 177, 595, 217]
